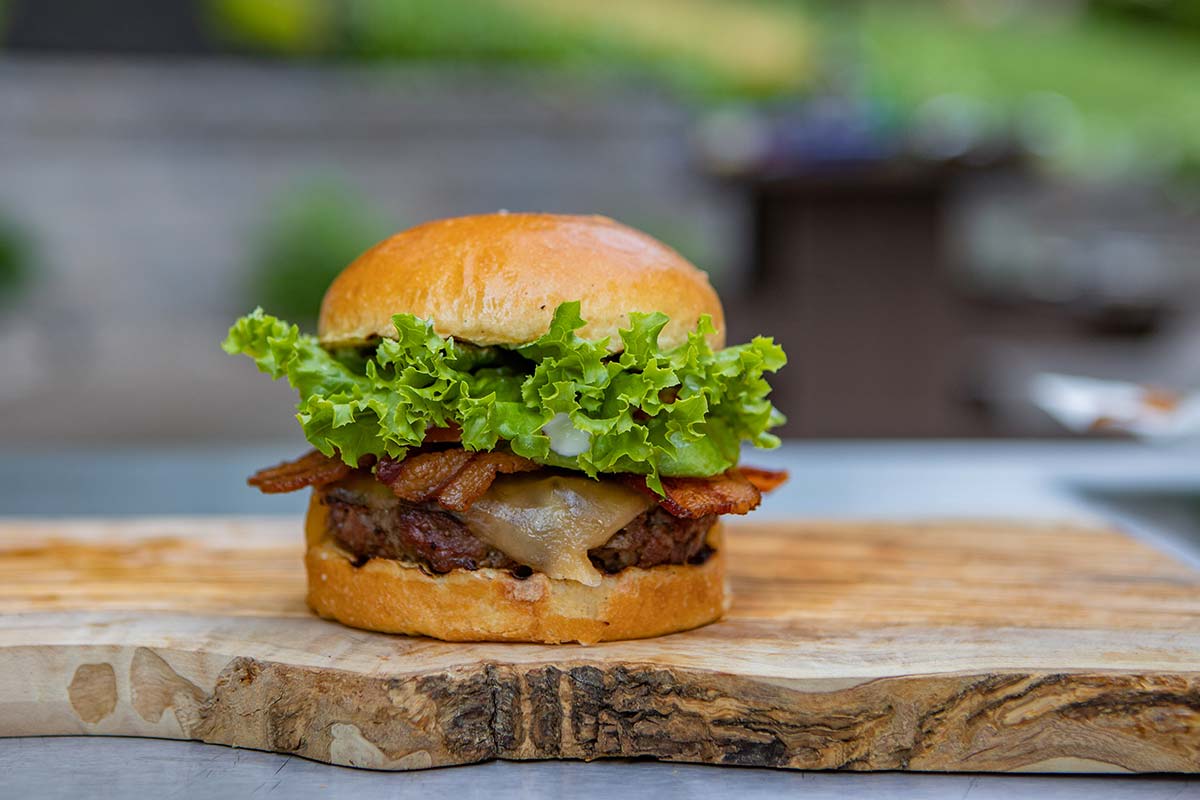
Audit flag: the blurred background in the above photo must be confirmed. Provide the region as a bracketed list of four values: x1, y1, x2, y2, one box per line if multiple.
[2, 0, 1199, 447]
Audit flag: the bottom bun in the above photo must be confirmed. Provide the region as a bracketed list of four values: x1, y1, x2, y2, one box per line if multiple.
[303, 492, 728, 644]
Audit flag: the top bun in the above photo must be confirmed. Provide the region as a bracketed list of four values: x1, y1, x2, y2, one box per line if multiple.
[318, 213, 724, 352]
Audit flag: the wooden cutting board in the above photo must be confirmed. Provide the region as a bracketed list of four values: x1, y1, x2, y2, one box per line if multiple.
[0, 516, 1197, 773]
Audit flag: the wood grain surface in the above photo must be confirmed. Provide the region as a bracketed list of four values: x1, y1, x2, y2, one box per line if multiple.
[0, 517, 1197, 773]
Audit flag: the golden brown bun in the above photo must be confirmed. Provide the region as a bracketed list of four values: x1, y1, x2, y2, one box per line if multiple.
[303, 492, 728, 644]
[318, 213, 725, 353]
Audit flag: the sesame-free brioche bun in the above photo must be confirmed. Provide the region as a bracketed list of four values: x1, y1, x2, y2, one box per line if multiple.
[303, 492, 728, 644]
[318, 212, 725, 353]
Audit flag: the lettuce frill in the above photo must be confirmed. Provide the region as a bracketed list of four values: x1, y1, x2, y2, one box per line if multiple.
[223, 302, 785, 494]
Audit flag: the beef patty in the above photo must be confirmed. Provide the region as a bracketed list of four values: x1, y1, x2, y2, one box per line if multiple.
[322, 483, 716, 576]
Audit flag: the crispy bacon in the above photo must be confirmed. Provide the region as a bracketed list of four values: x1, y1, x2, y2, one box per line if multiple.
[739, 466, 789, 493]
[251, 442, 789, 521]
[436, 452, 541, 511]
[648, 471, 761, 518]
[377, 449, 540, 512]
[422, 424, 463, 443]
[623, 465, 787, 519]
[376, 448, 472, 495]
[247, 450, 352, 494]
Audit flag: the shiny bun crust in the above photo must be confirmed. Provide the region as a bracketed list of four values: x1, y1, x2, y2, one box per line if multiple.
[303, 493, 728, 644]
[318, 213, 725, 353]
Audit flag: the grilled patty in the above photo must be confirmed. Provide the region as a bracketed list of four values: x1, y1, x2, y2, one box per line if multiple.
[322, 484, 715, 576]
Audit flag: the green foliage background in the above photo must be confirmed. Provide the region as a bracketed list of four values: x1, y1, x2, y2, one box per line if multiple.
[248, 177, 392, 322]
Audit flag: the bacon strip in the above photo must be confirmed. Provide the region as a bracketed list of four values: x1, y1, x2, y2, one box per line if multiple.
[739, 466, 789, 493]
[247, 450, 352, 494]
[435, 452, 541, 511]
[376, 449, 473, 498]
[247, 426, 461, 495]
[632, 471, 761, 519]
[251, 443, 789, 521]
[623, 465, 787, 519]
[377, 449, 540, 512]
[422, 424, 463, 443]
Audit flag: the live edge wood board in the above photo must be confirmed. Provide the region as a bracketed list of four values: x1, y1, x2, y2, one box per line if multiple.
[0, 517, 1197, 773]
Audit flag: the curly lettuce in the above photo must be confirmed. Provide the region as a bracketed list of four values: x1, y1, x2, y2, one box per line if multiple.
[223, 302, 785, 493]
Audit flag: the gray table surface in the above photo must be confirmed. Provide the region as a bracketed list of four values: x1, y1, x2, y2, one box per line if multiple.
[2, 440, 1199, 799]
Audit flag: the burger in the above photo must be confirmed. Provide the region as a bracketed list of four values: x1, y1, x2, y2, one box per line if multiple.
[224, 212, 786, 643]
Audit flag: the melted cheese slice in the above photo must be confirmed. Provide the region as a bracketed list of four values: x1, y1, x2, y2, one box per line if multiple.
[458, 474, 653, 586]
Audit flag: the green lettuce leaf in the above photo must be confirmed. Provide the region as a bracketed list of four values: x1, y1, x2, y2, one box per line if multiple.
[223, 302, 785, 493]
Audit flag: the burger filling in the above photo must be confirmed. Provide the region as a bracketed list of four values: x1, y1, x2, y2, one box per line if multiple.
[223, 301, 786, 495]
[249, 446, 783, 585]
[226, 300, 788, 585]
[322, 477, 717, 580]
